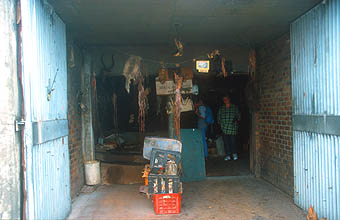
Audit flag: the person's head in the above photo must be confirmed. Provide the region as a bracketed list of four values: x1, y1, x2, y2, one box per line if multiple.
[223, 95, 230, 106]
[196, 96, 204, 105]
[194, 99, 202, 109]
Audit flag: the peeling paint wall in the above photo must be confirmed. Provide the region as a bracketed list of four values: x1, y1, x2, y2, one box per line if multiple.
[0, 0, 21, 219]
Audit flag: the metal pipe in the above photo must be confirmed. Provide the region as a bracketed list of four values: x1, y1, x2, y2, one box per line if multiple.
[16, 1, 27, 218]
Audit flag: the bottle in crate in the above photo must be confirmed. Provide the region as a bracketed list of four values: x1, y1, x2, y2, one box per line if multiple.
[148, 173, 182, 195]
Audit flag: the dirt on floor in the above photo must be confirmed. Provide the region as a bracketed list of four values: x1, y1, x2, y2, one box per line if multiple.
[68, 176, 305, 220]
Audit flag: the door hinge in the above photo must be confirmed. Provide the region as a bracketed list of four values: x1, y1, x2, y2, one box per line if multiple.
[15, 119, 25, 132]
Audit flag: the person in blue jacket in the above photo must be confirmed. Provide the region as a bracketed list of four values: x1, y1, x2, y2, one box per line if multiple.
[195, 99, 209, 159]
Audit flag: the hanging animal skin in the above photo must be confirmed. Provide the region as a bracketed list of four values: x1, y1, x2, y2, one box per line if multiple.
[173, 38, 184, 57]
[122, 55, 142, 93]
[207, 49, 220, 59]
[174, 73, 183, 140]
[248, 49, 256, 79]
[137, 72, 147, 133]
[221, 57, 227, 77]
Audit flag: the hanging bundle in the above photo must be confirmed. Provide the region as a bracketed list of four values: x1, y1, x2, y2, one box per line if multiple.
[248, 49, 256, 79]
[123, 55, 142, 93]
[221, 57, 227, 77]
[174, 73, 183, 140]
[137, 72, 147, 133]
[173, 38, 184, 57]
[207, 49, 220, 59]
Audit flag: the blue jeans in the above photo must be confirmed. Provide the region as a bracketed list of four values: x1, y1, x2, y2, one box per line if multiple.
[222, 134, 237, 156]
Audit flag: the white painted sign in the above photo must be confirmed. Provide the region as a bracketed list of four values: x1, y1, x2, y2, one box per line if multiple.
[156, 78, 193, 95]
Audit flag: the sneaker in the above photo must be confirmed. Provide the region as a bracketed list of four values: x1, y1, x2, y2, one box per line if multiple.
[232, 153, 238, 161]
[224, 155, 231, 161]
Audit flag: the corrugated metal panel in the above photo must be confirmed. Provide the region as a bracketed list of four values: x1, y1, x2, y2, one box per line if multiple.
[291, 0, 340, 219]
[31, 138, 70, 219]
[294, 132, 340, 219]
[291, 0, 340, 115]
[29, 2, 67, 121]
[180, 129, 206, 182]
[21, 0, 70, 219]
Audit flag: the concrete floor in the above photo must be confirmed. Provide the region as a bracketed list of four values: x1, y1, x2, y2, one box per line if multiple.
[67, 176, 306, 220]
[206, 155, 250, 177]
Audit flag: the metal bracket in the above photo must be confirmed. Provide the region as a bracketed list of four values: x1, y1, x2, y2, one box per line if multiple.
[293, 114, 340, 136]
[15, 119, 25, 132]
[32, 119, 68, 145]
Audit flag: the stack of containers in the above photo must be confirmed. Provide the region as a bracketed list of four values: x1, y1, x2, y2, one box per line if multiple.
[143, 137, 183, 215]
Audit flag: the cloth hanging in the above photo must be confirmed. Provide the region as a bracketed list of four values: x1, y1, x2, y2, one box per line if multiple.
[122, 55, 142, 93]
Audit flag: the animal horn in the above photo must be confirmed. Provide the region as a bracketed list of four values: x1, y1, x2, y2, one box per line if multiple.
[101, 54, 115, 71]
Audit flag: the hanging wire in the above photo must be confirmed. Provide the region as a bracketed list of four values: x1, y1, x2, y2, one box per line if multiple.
[168, 0, 179, 44]
[105, 47, 213, 67]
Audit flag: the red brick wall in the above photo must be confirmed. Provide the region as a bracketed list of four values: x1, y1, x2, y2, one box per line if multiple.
[67, 40, 84, 199]
[255, 33, 294, 196]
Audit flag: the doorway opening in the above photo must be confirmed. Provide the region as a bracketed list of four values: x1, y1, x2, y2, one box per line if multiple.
[94, 66, 252, 180]
[196, 74, 251, 177]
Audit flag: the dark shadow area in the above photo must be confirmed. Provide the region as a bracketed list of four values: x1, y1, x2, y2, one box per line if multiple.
[200, 74, 252, 177]
[95, 71, 252, 178]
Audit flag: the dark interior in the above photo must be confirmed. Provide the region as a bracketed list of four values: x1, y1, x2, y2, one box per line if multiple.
[94, 66, 251, 176]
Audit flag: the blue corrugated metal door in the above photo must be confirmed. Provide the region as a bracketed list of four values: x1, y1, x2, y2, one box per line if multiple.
[180, 129, 206, 182]
[291, 0, 340, 219]
[20, 0, 71, 219]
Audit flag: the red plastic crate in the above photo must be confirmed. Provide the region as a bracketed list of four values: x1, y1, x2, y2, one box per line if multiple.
[152, 193, 181, 214]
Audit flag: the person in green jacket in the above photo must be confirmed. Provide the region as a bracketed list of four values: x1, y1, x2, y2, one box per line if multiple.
[217, 95, 241, 161]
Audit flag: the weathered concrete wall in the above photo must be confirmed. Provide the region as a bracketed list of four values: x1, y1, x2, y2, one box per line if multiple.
[67, 36, 85, 199]
[0, 0, 21, 219]
[255, 33, 293, 196]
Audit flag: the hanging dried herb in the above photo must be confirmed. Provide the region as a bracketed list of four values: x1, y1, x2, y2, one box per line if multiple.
[137, 72, 146, 133]
[248, 49, 256, 79]
[174, 73, 183, 140]
[221, 57, 227, 77]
